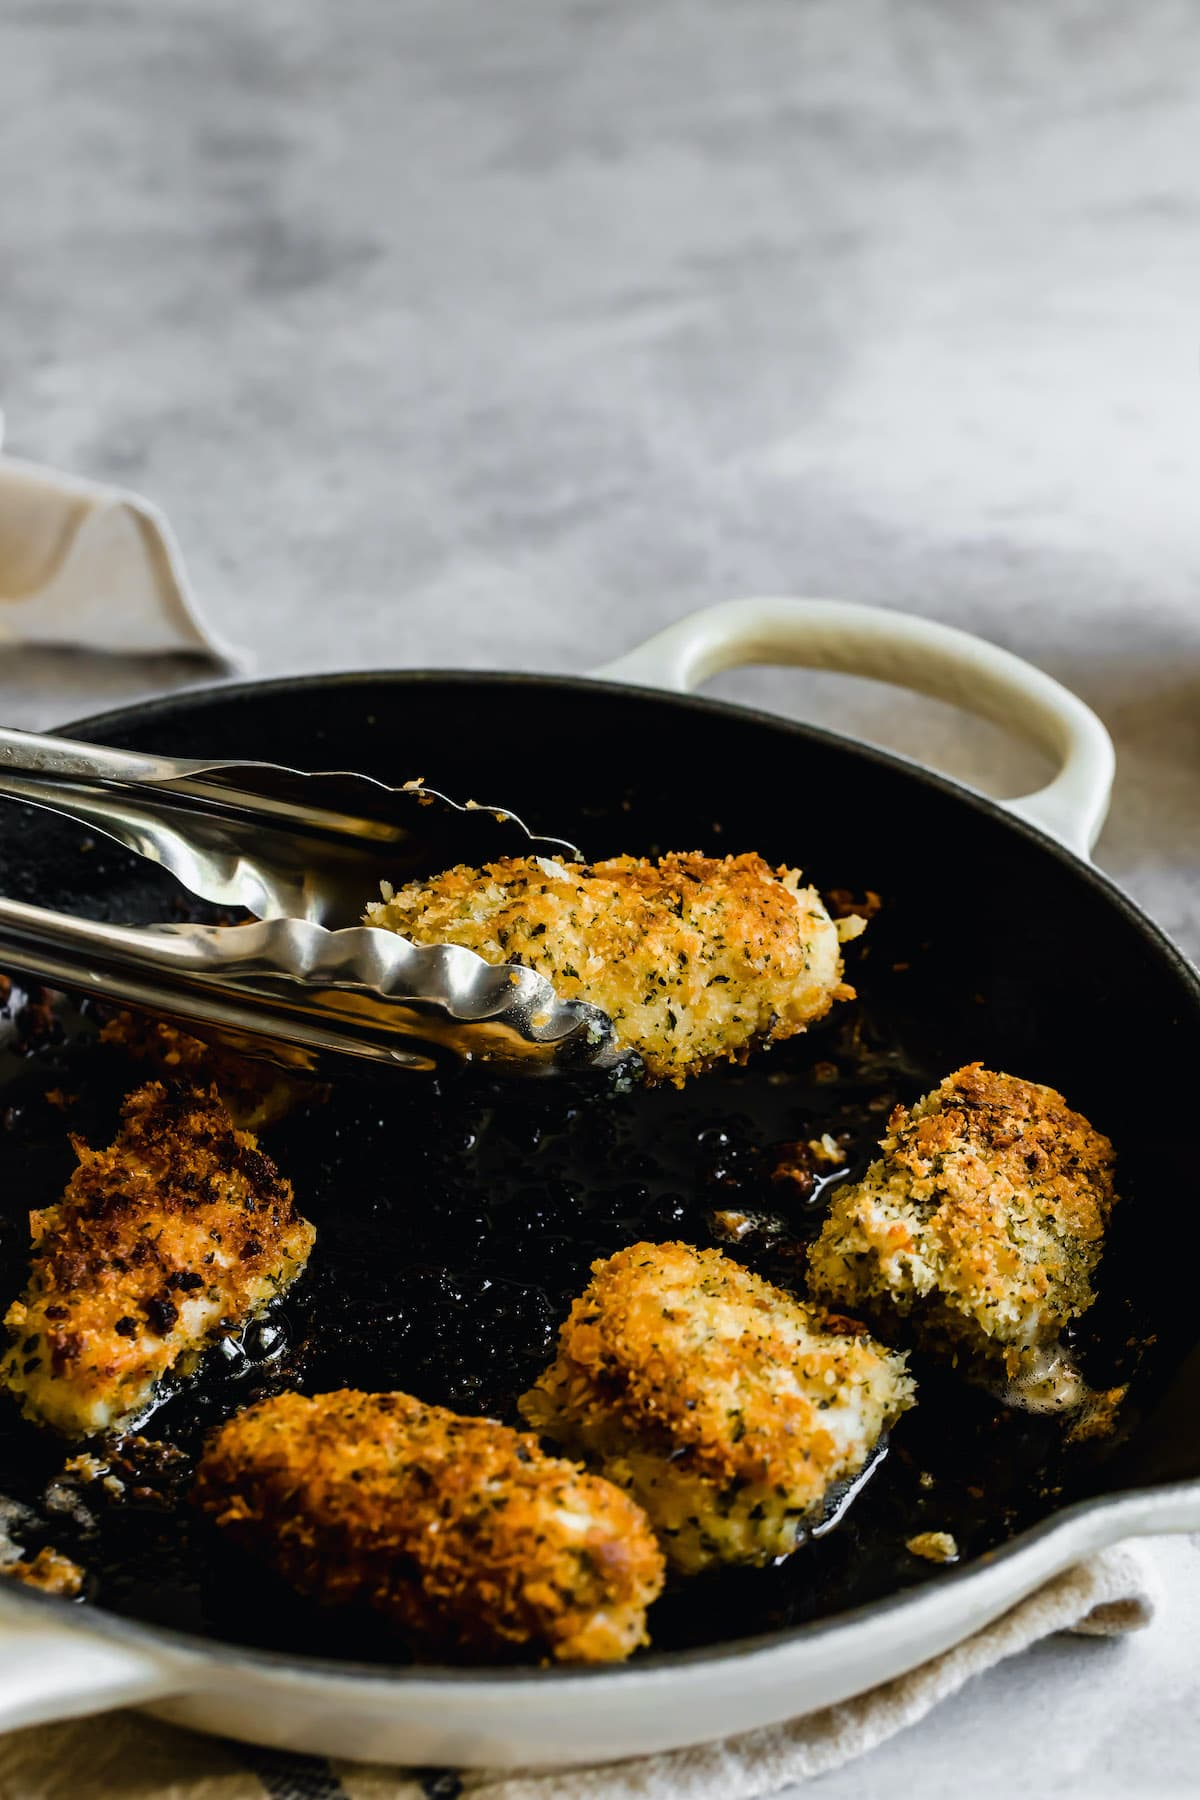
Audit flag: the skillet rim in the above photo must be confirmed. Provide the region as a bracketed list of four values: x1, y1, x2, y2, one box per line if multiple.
[1, 665, 1196, 1684]
[0, 1479, 1192, 1684]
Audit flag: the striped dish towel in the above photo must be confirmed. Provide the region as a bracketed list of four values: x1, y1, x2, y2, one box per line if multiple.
[0, 1545, 1155, 1800]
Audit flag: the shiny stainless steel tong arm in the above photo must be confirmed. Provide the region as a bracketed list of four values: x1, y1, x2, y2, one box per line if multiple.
[0, 727, 583, 929]
[0, 897, 620, 1076]
[0, 727, 616, 1076]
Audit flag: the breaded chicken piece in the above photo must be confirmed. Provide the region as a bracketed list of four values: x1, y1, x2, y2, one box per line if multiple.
[193, 1389, 665, 1665]
[806, 1064, 1116, 1383]
[365, 852, 862, 1084]
[99, 1012, 313, 1131]
[519, 1242, 914, 1574]
[0, 1083, 315, 1438]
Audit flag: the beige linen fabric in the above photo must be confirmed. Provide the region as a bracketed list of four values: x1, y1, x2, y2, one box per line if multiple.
[0, 1544, 1156, 1800]
[0, 434, 230, 661]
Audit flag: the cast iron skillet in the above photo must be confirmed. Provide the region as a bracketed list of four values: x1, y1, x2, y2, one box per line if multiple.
[0, 600, 1196, 1769]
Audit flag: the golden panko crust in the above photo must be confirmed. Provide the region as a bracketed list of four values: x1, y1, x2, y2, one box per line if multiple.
[99, 1012, 312, 1130]
[520, 1242, 914, 1573]
[193, 1389, 665, 1665]
[1, 1082, 315, 1438]
[1, 1545, 85, 1597]
[807, 1064, 1117, 1373]
[364, 852, 860, 1085]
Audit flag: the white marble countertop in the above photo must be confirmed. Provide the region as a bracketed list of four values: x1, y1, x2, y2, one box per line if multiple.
[1, 2, 1198, 1793]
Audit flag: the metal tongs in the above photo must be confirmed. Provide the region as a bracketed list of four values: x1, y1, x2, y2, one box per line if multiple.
[0, 727, 624, 1076]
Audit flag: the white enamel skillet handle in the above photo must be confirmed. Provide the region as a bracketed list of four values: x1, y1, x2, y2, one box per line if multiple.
[594, 597, 1116, 860]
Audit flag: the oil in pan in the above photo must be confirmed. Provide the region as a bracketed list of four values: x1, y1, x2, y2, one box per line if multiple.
[0, 947, 1138, 1664]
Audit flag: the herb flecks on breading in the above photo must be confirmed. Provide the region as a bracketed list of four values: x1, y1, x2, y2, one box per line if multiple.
[521, 1241, 914, 1573]
[365, 852, 861, 1084]
[194, 1388, 665, 1664]
[1, 1082, 315, 1438]
[807, 1064, 1116, 1381]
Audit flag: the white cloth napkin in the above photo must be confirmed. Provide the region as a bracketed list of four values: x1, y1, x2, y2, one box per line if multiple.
[0, 1544, 1157, 1800]
[0, 427, 231, 662]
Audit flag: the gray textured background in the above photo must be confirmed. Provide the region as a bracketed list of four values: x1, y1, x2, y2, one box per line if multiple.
[1, 2, 1198, 1794]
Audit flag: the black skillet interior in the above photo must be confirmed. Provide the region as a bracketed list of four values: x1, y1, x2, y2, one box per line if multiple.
[0, 671, 1197, 1667]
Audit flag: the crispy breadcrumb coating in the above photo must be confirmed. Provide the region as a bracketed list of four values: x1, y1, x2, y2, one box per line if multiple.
[99, 1012, 312, 1130]
[0, 1083, 315, 1438]
[194, 1389, 665, 1664]
[364, 852, 861, 1085]
[0, 1545, 85, 1597]
[807, 1064, 1116, 1379]
[906, 1530, 958, 1564]
[519, 1242, 914, 1574]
